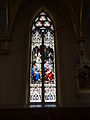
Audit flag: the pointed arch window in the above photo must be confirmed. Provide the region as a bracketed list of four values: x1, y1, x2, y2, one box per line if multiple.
[30, 11, 56, 103]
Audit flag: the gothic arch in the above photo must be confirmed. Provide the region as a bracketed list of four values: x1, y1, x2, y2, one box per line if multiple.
[25, 7, 61, 105]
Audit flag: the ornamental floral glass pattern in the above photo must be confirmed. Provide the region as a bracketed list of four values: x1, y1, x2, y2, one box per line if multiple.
[30, 11, 56, 103]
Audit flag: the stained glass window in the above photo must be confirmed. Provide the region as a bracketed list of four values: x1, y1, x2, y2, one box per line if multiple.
[30, 11, 56, 103]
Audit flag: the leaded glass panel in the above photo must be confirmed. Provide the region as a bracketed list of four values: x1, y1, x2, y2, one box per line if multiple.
[44, 30, 56, 102]
[40, 16, 46, 21]
[30, 11, 56, 103]
[30, 31, 42, 102]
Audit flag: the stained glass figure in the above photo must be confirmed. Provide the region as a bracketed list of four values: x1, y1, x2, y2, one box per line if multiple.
[30, 11, 56, 103]
[30, 31, 42, 102]
[44, 30, 56, 102]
